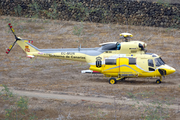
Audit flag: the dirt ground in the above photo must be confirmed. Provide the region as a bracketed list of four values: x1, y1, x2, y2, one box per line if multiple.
[0, 16, 180, 119]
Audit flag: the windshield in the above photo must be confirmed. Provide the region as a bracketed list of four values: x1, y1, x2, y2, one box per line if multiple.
[155, 57, 165, 67]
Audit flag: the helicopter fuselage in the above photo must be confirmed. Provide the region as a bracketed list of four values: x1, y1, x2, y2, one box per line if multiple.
[6, 23, 176, 84]
[21, 40, 175, 80]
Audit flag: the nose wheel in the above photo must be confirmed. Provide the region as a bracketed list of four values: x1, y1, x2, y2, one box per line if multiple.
[156, 79, 161, 84]
[156, 77, 162, 84]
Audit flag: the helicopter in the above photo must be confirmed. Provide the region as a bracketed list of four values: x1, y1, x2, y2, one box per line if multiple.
[6, 23, 176, 84]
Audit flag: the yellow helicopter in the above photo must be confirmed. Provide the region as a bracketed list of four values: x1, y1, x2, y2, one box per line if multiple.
[6, 23, 176, 84]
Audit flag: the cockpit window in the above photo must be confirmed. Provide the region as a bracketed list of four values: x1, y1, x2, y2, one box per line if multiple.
[155, 57, 165, 67]
[148, 59, 154, 67]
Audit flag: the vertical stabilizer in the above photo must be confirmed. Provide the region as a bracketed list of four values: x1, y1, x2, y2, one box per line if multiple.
[16, 39, 39, 53]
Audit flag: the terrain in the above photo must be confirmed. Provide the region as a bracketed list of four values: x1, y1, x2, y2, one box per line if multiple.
[0, 16, 180, 119]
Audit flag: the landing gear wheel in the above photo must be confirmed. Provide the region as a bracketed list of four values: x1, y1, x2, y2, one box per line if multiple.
[109, 78, 116, 84]
[156, 79, 161, 84]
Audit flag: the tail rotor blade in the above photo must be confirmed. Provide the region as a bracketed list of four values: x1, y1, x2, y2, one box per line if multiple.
[6, 40, 18, 54]
[8, 23, 20, 40]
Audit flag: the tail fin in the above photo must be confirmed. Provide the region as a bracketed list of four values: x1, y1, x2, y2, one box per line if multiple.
[16, 39, 39, 53]
[6, 23, 39, 57]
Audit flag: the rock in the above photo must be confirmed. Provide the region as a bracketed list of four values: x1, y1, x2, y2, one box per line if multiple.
[160, 22, 164, 26]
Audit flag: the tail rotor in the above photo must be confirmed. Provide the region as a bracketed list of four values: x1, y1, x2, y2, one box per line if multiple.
[6, 23, 20, 54]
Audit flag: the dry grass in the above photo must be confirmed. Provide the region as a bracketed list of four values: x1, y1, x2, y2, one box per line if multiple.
[0, 16, 180, 119]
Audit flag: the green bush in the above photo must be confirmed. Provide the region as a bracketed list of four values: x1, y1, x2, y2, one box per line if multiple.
[0, 85, 36, 120]
[28, 1, 41, 18]
[157, 0, 171, 7]
[14, 4, 22, 17]
[43, 1, 59, 20]
[126, 91, 170, 119]
[73, 22, 84, 37]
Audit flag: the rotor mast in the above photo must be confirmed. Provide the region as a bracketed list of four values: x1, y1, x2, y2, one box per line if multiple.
[120, 33, 133, 42]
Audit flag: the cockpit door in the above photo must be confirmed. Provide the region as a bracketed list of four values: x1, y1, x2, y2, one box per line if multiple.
[137, 58, 148, 71]
[137, 58, 156, 72]
[148, 59, 155, 71]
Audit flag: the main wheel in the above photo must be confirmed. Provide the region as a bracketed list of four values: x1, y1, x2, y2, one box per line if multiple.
[156, 79, 161, 84]
[109, 78, 116, 84]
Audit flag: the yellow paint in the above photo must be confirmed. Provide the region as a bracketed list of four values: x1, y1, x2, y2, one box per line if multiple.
[9, 45, 12, 49]
[12, 28, 14, 32]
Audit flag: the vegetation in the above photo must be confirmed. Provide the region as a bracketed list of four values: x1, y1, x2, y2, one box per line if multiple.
[14, 4, 22, 17]
[5, 0, 178, 28]
[156, 0, 173, 7]
[0, 85, 36, 120]
[43, 1, 59, 20]
[64, 0, 109, 22]
[28, 1, 42, 18]
[73, 22, 84, 37]
[127, 91, 171, 120]
[64, 0, 90, 21]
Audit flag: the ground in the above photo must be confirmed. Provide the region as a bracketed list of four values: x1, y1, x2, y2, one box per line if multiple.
[0, 16, 180, 119]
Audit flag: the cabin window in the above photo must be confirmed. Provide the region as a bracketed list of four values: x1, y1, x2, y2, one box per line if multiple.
[129, 58, 136, 65]
[105, 59, 116, 65]
[148, 59, 154, 67]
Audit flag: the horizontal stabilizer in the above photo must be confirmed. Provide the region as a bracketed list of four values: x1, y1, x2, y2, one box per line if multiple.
[27, 55, 35, 58]
[81, 70, 101, 74]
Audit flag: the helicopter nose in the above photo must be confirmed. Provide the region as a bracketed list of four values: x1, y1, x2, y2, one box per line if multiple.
[166, 67, 176, 75]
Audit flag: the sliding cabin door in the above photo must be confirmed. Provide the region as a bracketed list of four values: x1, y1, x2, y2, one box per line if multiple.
[117, 57, 129, 75]
[103, 57, 138, 77]
[118, 57, 138, 77]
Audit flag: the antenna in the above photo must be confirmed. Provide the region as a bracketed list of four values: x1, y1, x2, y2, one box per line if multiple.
[78, 44, 81, 51]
